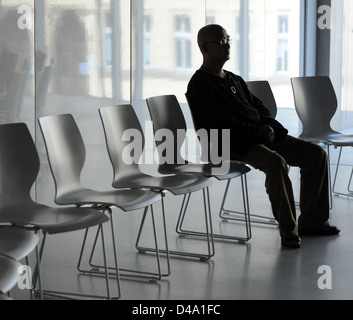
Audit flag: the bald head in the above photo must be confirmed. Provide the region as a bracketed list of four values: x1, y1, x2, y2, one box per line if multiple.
[197, 24, 231, 68]
[197, 24, 227, 51]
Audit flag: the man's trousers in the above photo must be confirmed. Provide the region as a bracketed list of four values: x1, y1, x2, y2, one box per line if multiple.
[239, 135, 330, 238]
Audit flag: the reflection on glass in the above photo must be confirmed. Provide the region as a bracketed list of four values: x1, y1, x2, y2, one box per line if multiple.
[131, 0, 300, 108]
[331, 0, 353, 130]
[0, 2, 33, 124]
[54, 10, 87, 95]
[33, 0, 130, 204]
[0, 0, 320, 204]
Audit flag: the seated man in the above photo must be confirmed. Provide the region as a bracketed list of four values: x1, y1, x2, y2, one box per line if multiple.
[186, 24, 340, 248]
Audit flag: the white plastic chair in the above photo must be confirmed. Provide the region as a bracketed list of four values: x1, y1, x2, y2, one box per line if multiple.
[146, 94, 253, 238]
[0, 123, 114, 300]
[99, 104, 215, 261]
[39, 114, 165, 282]
[291, 76, 353, 198]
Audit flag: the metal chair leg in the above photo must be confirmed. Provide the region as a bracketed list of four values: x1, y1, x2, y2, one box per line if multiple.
[178, 175, 252, 242]
[348, 167, 353, 193]
[221, 176, 275, 227]
[37, 224, 118, 300]
[31, 231, 44, 300]
[332, 146, 353, 198]
[173, 187, 215, 260]
[138, 188, 215, 261]
[118, 205, 164, 280]
[218, 175, 253, 239]
[87, 205, 165, 281]
[135, 197, 171, 278]
[27, 240, 43, 300]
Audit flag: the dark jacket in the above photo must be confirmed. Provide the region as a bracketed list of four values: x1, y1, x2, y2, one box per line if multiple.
[186, 69, 288, 157]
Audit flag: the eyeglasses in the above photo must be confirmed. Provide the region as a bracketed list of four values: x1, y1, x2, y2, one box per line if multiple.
[204, 38, 233, 46]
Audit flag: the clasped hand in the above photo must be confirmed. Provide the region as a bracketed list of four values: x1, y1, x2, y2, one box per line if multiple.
[263, 125, 275, 143]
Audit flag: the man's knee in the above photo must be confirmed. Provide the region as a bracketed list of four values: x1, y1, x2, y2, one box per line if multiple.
[265, 152, 288, 174]
[310, 143, 328, 163]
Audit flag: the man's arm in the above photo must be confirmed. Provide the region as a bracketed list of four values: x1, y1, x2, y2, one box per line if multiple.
[237, 76, 288, 143]
[187, 73, 273, 156]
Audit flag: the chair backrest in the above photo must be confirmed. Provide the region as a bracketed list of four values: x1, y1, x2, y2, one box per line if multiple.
[0, 123, 39, 207]
[290, 76, 339, 138]
[38, 114, 86, 201]
[246, 80, 277, 118]
[99, 105, 145, 182]
[146, 95, 188, 166]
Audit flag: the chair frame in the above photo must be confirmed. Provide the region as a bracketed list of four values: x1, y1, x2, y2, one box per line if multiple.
[0, 122, 117, 300]
[99, 104, 215, 261]
[81, 204, 168, 280]
[291, 76, 353, 199]
[146, 94, 254, 240]
[39, 114, 167, 282]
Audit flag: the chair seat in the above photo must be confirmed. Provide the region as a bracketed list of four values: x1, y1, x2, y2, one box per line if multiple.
[325, 133, 353, 146]
[54, 187, 161, 212]
[300, 132, 353, 147]
[145, 94, 252, 239]
[0, 202, 109, 235]
[39, 113, 169, 283]
[157, 161, 251, 181]
[0, 122, 117, 299]
[112, 173, 212, 196]
[0, 256, 21, 294]
[0, 228, 39, 261]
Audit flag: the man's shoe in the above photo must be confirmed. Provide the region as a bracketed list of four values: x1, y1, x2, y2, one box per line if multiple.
[299, 225, 341, 236]
[281, 236, 302, 249]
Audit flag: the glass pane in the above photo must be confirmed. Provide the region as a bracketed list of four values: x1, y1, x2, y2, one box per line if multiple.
[1, 0, 304, 203]
[248, 0, 301, 136]
[0, 0, 34, 126]
[131, 0, 205, 166]
[341, 0, 353, 131]
[205, 0, 241, 74]
[331, 0, 353, 132]
[35, 0, 130, 204]
[131, 0, 302, 164]
[131, 0, 205, 109]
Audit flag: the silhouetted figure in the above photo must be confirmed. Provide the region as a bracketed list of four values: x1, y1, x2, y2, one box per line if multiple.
[187, 24, 340, 248]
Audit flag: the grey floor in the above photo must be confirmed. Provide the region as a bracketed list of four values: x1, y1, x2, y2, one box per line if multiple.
[9, 159, 353, 301]
[7, 104, 353, 301]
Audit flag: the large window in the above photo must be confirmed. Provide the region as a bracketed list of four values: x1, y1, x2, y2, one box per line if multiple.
[7, 0, 353, 203]
[330, 0, 353, 132]
[277, 15, 289, 72]
[0, 0, 34, 125]
[143, 15, 151, 67]
[175, 15, 191, 69]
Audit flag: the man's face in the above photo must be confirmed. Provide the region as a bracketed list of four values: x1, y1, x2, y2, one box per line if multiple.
[203, 28, 232, 63]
